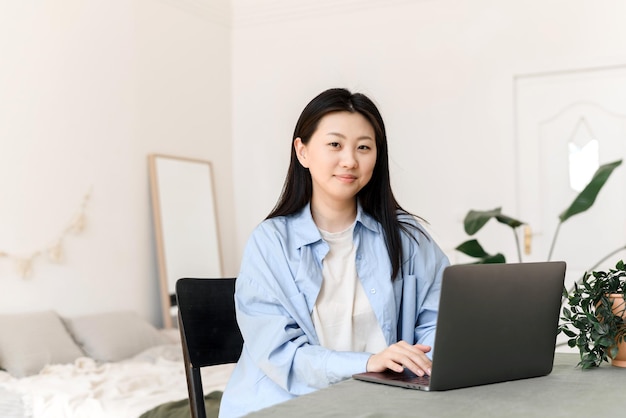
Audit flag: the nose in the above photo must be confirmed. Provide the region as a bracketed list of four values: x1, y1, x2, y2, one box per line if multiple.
[340, 149, 358, 168]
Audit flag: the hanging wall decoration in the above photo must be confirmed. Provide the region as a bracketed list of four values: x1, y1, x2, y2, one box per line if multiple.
[0, 189, 92, 279]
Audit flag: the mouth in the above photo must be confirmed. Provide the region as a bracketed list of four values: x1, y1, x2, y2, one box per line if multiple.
[335, 174, 357, 183]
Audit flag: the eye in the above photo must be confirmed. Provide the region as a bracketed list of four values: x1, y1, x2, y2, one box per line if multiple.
[328, 142, 341, 148]
[358, 145, 371, 151]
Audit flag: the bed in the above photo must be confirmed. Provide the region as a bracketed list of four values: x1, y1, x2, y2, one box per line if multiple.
[0, 310, 234, 418]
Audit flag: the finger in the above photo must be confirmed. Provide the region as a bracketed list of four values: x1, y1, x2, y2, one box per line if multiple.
[367, 351, 400, 373]
[368, 344, 416, 373]
[414, 344, 432, 353]
[402, 351, 432, 376]
[386, 345, 431, 376]
[388, 361, 405, 373]
[369, 342, 433, 375]
[394, 342, 429, 363]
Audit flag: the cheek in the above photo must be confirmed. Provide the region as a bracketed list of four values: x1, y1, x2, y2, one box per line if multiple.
[362, 156, 377, 177]
[307, 158, 334, 179]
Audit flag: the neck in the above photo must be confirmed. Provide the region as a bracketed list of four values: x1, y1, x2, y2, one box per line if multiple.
[310, 196, 357, 232]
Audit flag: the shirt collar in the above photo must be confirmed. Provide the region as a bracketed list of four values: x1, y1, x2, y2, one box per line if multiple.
[290, 201, 380, 250]
[355, 201, 380, 234]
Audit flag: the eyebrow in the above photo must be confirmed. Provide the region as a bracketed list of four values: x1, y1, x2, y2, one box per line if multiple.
[326, 132, 374, 141]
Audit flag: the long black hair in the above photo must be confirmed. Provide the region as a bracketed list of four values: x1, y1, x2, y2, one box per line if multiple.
[267, 88, 423, 280]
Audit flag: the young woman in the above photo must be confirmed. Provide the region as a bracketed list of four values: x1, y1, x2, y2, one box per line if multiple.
[219, 88, 449, 418]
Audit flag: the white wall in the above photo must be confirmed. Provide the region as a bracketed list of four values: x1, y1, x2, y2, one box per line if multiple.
[3, 0, 625, 327]
[0, 0, 234, 326]
[231, 0, 626, 263]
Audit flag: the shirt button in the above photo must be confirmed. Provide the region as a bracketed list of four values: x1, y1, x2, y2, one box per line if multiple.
[370, 288, 376, 294]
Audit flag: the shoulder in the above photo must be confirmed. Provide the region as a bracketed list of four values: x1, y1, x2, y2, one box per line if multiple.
[397, 211, 429, 241]
[237, 216, 299, 291]
[253, 210, 309, 238]
[246, 216, 291, 250]
[397, 212, 447, 260]
[245, 208, 321, 255]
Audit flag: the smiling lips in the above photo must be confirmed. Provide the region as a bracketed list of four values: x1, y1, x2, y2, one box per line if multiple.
[335, 174, 357, 183]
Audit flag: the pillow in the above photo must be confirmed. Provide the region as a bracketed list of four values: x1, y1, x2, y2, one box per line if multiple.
[63, 311, 167, 362]
[0, 311, 85, 377]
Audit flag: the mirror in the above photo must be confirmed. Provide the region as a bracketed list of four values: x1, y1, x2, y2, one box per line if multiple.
[148, 154, 223, 327]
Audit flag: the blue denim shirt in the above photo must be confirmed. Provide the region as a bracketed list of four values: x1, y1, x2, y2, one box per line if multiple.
[219, 203, 449, 418]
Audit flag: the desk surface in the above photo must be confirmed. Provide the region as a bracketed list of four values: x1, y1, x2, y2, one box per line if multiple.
[245, 353, 626, 417]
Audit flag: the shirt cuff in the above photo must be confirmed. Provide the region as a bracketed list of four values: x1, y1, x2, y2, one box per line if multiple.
[324, 351, 372, 384]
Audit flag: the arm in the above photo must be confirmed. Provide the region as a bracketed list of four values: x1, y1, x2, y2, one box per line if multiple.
[397, 221, 450, 354]
[414, 245, 449, 348]
[366, 224, 448, 377]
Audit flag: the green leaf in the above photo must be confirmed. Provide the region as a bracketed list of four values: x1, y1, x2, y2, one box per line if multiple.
[561, 307, 572, 320]
[559, 159, 622, 222]
[561, 328, 576, 338]
[455, 239, 489, 258]
[462, 208, 524, 235]
[476, 253, 506, 264]
[454, 240, 506, 264]
[597, 336, 613, 347]
[494, 214, 524, 229]
[463, 208, 502, 235]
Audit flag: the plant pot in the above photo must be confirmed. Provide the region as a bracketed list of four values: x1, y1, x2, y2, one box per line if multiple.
[608, 294, 626, 367]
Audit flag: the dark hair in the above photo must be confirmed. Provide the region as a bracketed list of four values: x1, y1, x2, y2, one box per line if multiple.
[267, 88, 423, 280]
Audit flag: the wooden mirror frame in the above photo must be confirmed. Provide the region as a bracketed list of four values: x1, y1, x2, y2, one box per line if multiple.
[148, 154, 223, 327]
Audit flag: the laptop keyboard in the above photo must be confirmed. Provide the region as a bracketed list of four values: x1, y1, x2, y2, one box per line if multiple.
[388, 370, 431, 385]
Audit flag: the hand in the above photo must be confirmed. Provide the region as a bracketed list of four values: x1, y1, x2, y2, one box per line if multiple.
[366, 341, 432, 376]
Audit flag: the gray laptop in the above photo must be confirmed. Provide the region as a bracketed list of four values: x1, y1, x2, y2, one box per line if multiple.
[353, 261, 566, 391]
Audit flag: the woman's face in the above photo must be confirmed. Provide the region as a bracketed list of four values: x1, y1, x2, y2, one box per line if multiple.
[294, 111, 377, 207]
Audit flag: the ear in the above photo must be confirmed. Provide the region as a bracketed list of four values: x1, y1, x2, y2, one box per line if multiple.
[294, 137, 309, 168]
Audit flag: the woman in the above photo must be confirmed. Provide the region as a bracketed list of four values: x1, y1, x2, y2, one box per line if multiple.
[219, 88, 449, 417]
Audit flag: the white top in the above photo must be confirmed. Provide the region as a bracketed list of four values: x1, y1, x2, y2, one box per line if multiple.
[311, 223, 387, 353]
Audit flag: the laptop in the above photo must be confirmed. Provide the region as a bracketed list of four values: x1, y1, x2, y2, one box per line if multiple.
[353, 261, 566, 391]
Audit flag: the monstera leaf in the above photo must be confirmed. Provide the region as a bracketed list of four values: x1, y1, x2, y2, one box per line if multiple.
[455, 239, 506, 264]
[463, 208, 524, 235]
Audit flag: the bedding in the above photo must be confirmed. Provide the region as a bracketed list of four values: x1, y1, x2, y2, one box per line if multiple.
[64, 311, 168, 362]
[139, 391, 222, 418]
[0, 311, 85, 378]
[0, 311, 235, 418]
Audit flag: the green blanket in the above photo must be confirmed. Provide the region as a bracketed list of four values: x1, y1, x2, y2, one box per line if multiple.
[139, 391, 222, 418]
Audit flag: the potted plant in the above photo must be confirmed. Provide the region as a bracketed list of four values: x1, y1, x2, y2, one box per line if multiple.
[559, 260, 626, 369]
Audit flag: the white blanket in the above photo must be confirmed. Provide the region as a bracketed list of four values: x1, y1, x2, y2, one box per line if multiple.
[0, 344, 235, 418]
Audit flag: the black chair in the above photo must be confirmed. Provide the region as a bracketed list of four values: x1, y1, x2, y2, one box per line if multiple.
[176, 278, 244, 418]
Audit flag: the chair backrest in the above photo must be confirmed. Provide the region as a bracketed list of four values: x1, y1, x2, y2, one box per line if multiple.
[176, 277, 243, 418]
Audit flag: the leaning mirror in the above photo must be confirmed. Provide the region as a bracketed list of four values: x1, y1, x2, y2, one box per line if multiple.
[148, 154, 223, 327]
